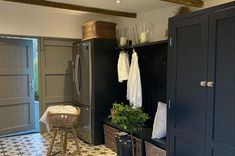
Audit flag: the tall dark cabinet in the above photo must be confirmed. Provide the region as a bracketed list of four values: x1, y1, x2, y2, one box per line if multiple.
[168, 2, 235, 156]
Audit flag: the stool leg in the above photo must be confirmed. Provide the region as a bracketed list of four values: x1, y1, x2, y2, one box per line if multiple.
[63, 131, 68, 152]
[60, 130, 65, 156]
[46, 130, 57, 156]
[71, 127, 81, 155]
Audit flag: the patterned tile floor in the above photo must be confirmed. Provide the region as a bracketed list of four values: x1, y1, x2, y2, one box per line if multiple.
[0, 133, 116, 156]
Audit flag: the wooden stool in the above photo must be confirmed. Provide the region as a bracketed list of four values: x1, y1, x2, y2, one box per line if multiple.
[46, 112, 81, 156]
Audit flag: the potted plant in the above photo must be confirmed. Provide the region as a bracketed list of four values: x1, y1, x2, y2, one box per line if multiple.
[111, 103, 149, 156]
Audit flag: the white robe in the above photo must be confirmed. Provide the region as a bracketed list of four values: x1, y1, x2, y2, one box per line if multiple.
[127, 50, 142, 108]
[117, 52, 130, 82]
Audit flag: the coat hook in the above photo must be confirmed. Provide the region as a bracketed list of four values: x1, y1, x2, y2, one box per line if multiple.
[120, 47, 126, 53]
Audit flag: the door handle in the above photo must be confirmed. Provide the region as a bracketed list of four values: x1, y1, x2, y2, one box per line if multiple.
[75, 54, 81, 95]
[200, 81, 207, 87]
[207, 81, 214, 88]
[29, 80, 34, 92]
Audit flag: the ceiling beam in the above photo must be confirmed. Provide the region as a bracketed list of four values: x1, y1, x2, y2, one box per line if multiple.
[161, 0, 204, 8]
[3, 0, 137, 18]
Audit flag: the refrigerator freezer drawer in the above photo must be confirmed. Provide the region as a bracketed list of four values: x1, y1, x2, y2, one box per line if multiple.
[76, 105, 92, 144]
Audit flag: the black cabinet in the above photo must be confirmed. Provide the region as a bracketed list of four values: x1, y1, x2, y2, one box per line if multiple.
[206, 7, 235, 156]
[168, 2, 235, 156]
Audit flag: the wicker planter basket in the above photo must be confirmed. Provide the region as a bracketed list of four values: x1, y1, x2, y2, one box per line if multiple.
[82, 21, 116, 41]
[145, 141, 166, 156]
[133, 136, 144, 156]
[103, 123, 145, 155]
[47, 113, 78, 128]
[103, 124, 119, 152]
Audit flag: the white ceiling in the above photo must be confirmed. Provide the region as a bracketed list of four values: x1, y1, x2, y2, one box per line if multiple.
[48, 0, 176, 13]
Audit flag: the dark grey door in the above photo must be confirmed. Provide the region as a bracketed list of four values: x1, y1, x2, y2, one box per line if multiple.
[168, 15, 208, 156]
[206, 7, 235, 156]
[0, 38, 35, 135]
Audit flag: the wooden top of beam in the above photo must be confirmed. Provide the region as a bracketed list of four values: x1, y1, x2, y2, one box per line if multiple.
[161, 0, 204, 8]
[3, 0, 137, 18]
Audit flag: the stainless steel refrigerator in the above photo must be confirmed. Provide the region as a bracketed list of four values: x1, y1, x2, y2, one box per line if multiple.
[72, 39, 122, 145]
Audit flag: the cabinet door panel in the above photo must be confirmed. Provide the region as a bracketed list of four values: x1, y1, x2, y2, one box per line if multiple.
[168, 15, 208, 156]
[207, 7, 235, 156]
[174, 130, 202, 156]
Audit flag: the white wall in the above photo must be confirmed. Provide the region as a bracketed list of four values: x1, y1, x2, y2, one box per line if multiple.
[115, 0, 234, 42]
[0, 0, 233, 39]
[0, 1, 115, 39]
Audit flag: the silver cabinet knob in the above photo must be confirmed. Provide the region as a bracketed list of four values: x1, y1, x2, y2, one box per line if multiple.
[207, 81, 214, 88]
[200, 81, 207, 87]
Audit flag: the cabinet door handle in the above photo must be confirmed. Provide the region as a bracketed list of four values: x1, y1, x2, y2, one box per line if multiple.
[200, 81, 207, 87]
[207, 81, 214, 88]
[168, 100, 171, 109]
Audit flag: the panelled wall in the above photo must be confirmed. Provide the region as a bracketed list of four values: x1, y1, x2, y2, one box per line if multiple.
[39, 39, 77, 131]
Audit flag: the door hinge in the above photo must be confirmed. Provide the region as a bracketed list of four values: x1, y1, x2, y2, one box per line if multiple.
[168, 100, 171, 109]
[169, 37, 172, 46]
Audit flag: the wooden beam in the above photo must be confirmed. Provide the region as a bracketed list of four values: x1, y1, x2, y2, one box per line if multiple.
[161, 0, 204, 8]
[3, 0, 137, 18]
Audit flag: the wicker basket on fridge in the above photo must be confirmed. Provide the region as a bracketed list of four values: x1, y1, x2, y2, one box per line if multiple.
[82, 21, 116, 41]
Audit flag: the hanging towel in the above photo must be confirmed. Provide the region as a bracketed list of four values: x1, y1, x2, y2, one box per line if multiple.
[127, 50, 142, 108]
[117, 51, 130, 82]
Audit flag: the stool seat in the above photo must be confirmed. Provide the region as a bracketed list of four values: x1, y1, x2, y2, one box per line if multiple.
[40, 105, 81, 156]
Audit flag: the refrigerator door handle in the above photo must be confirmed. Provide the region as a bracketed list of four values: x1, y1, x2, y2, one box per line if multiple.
[88, 42, 93, 105]
[75, 54, 81, 95]
[72, 61, 75, 82]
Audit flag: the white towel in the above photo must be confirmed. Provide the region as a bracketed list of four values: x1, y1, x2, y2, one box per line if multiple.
[117, 51, 130, 82]
[40, 105, 78, 132]
[127, 50, 142, 108]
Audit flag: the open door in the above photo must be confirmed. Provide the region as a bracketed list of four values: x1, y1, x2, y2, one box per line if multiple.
[0, 37, 35, 135]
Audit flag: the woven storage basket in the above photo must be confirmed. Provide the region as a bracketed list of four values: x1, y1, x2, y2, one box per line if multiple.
[82, 21, 116, 41]
[47, 112, 78, 128]
[145, 141, 166, 156]
[103, 124, 119, 152]
[103, 124, 145, 155]
[133, 136, 144, 156]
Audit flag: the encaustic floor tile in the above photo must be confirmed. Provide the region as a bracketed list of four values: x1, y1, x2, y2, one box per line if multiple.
[0, 133, 116, 156]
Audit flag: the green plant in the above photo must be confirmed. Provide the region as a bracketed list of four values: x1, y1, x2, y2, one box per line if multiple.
[33, 39, 39, 101]
[111, 103, 149, 156]
[111, 103, 149, 132]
